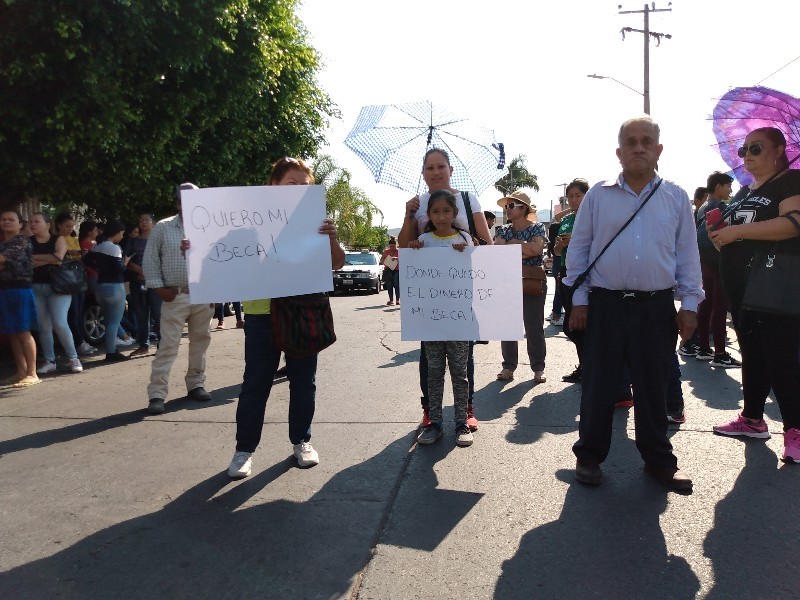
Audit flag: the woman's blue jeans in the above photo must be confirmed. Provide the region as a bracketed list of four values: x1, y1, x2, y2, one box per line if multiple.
[95, 283, 127, 354]
[32, 283, 77, 361]
[385, 269, 400, 301]
[236, 314, 317, 451]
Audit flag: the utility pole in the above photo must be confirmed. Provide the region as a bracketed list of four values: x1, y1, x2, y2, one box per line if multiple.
[619, 3, 672, 114]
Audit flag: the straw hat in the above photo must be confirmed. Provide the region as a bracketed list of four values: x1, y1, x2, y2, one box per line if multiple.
[497, 190, 537, 221]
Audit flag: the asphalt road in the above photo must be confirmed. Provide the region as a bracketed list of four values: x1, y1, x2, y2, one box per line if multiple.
[0, 284, 797, 599]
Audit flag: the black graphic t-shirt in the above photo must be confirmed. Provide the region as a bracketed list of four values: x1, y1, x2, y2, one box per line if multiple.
[720, 169, 800, 311]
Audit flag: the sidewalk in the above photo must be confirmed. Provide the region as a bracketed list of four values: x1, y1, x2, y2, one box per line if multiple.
[0, 288, 797, 599]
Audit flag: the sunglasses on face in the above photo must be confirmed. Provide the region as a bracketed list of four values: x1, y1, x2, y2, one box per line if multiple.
[504, 202, 526, 210]
[737, 143, 764, 158]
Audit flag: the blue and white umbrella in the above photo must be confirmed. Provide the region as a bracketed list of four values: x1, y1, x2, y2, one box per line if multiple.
[344, 101, 506, 196]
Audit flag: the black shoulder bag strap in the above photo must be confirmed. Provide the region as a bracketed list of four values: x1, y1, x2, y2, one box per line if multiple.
[461, 191, 487, 245]
[461, 191, 477, 237]
[570, 178, 663, 293]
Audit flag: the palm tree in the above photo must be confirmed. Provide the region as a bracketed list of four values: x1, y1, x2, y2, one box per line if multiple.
[312, 154, 384, 248]
[494, 154, 539, 197]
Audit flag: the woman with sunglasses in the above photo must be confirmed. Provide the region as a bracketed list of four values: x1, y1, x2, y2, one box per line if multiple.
[494, 191, 548, 383]
[709, 127, 800, 463]
[227, 156, 345, 479]
[398, 148, 493, 431]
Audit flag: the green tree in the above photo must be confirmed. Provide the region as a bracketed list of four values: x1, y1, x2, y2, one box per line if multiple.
[312, 154, 384, 249]
[0, 0, 337, 221]
[494, 154, 540, 197]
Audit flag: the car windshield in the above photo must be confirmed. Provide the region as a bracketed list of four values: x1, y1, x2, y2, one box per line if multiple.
[344, 253, 377, 266]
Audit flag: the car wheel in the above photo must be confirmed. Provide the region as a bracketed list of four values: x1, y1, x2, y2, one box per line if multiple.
[83, 300, 105, 345]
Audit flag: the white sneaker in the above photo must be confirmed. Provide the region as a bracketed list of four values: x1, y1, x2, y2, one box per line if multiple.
[551, 316, 564, 326]
[77, 342, 97, 355]
[293, 441, 319, 467]
[227, 451, 253, 478]
[545, 312, 555, 322]
[67, 358, 83, 373]
[36, 361, 57, 374]
[116, 336, 136, 348]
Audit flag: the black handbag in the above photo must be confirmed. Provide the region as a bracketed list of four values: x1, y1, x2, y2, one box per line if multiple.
[48, 259, 88, 294]
[741, 243, 800, 318]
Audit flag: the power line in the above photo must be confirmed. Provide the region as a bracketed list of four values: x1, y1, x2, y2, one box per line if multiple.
[755, 54, 800, 86]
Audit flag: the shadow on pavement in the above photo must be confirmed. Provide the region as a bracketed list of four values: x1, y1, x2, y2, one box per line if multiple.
[378, 436, 484, 552]
[495, 467, 701, 599]
[472, 378, 544, 423]
[703, 440, 800, 599]
[0, 385, 239, 457]
[0, 435, 415, 599]
[505, 390, 582, 445]
[377, 348, 419, 369]
[680, 357, 783, 421]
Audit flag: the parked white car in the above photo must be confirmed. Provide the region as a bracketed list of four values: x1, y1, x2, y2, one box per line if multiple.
[332, 251, 383, 294]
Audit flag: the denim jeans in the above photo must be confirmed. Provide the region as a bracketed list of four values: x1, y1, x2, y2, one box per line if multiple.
[67, 291, 86, 346]
[236, 314, 317, 451]
[95, 283, 126, 355]
[128, 283, 162, 347]
[214, 302, 242, 321]
[32, 283, 77, 361]
[384, 269, 400, 302]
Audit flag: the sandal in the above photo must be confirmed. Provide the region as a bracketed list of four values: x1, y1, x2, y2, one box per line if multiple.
[496, 368, 515, 381]
[12, 377, 41, 388]
[533, 371, 547, 383]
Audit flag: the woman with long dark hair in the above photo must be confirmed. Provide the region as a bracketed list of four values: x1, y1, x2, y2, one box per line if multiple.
[29, 212, 83, 375]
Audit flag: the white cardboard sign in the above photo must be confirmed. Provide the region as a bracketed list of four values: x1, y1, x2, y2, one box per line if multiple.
[399, 246, 524, 341]
[181, 185, 332, 303]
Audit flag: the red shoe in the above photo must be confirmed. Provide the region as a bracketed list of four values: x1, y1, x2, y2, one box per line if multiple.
[614, 399, 634, 408]
[467, 403, 479, 431]
[420, 407, 432, 428]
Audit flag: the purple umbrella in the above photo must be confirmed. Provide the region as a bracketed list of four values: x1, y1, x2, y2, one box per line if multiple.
[711, 86, 800, 185]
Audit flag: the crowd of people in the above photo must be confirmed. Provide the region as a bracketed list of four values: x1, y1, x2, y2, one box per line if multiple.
[390, 117, 800, 493]
[1, 117, 798, 493]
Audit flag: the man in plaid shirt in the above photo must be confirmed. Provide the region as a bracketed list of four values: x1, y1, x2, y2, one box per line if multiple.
[143, 183, 215, 414]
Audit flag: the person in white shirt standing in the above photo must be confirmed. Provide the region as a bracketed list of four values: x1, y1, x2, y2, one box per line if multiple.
[143, 183, 215, 414]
